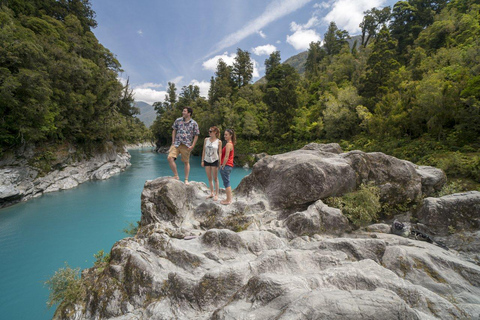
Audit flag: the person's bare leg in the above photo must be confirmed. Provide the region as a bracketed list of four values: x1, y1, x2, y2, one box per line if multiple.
[205, 166, 214, 198]
[221, 187, 232, 205]
[184, 161, 190, 185]
[168, 156, 179, 179]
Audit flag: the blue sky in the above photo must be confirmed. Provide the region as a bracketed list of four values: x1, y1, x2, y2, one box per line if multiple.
[91, 0, 397, 104]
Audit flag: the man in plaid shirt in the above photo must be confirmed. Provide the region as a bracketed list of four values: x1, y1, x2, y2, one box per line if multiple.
[167, 107, 200, 184]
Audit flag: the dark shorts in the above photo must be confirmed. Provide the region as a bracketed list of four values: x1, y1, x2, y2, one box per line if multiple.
[204, 160, 219, 167]
[220, 165, 233, 188]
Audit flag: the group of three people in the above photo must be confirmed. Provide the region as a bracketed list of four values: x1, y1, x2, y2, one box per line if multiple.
[167, 107, 236, 205]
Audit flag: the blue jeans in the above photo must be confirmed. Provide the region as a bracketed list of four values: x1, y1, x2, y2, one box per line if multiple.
[220, 165, 233, 188]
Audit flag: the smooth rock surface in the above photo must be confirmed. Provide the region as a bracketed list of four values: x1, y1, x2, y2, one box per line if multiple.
[417, 191, 480, 235]
[53, 144, 480, 320]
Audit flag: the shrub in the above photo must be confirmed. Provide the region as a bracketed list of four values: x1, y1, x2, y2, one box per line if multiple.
[122, 221, 140, 236]
[326, 183, 381, 228]
[93, 250, 110, 273]
[44, 263, 85, 308]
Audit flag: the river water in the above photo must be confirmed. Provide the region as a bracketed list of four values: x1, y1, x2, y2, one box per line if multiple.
[0, 148, 251, 319]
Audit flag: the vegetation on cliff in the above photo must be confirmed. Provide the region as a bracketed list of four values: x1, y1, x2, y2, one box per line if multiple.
[151, 0, 479, 186]
[0, 0, 151, 161]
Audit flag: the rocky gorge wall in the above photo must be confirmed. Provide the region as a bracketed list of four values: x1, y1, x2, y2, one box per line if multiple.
[0, 142, 131, 208]
[54, 143, 480, 320]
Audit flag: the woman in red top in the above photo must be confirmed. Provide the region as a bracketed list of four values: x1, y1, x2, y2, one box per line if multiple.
[220, 129, 236, 205]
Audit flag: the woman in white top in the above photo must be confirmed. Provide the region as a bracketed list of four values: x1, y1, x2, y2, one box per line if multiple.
[201, 126, 222, 200]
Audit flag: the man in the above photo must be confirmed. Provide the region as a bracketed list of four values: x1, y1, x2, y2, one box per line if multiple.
[167, 107, 200, 184]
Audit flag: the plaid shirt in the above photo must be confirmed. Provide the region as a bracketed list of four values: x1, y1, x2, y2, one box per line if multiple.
[172, 117, 200, 147]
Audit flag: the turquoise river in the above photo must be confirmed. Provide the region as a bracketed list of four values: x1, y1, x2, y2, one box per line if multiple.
[0, 148, 251, 319]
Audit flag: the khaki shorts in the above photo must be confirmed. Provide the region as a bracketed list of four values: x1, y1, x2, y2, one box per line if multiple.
[168, 144, 191, 163]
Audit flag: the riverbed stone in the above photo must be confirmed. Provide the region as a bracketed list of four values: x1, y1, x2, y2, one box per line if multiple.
[415, 165, 447, 196]
[417, 191, 480, 235]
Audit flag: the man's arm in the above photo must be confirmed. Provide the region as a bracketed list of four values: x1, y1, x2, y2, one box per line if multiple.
[189, 135, 198, 151]
[171, 129, 176, 145]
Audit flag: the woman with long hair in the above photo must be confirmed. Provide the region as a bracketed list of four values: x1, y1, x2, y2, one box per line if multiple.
[201, 126, 222, 200]
[220, 128, 236, 205]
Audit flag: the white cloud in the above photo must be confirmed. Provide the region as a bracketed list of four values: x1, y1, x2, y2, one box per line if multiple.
[257, 30, 267, 38]
[206, 0, 312, 57]
[136, 82, 163, 89]
[169, 76, 184, 85]
[202, 52, 237, 71]
[304, 16, 320, 29]
[137, 29, 143, 36]
[276, 40, 281, 44]
[202, 52, 260, 81]
[252, 59, 260, 79]
[190, 79, 210, 98]
[314, 2, 332, 9]
[286, 13, 321, 50]
[133, 87, 167, 105]
[286, 29, 321, 50]
[118, 76, 128, 86]
[252, 44, 277, 56]
[322, 0, 386, 34]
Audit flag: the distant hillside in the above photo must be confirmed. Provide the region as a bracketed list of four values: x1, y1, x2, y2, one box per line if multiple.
[134, 101, 156, 127]
[283, 51, 308, 75]
[255, 35, 362, 85]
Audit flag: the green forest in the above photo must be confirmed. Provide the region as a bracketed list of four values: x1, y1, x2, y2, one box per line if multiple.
[0, 0, 150, 160]
[1, 0, 479, 188]
[151, 0, 480, 188]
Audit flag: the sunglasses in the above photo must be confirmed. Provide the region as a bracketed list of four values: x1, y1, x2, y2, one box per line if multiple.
[208, 130, 213, 133]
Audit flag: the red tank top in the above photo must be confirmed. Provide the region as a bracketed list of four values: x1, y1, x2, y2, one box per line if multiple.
[221, 142, 234, 167]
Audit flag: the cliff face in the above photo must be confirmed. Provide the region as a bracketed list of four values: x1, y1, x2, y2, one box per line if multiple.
[0, 142, 131, 208]
[55, 144, 480, 320]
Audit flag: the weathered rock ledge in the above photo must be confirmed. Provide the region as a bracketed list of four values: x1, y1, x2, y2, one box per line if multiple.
[55, 144, 480, 320]
[0, 144, 131, 208]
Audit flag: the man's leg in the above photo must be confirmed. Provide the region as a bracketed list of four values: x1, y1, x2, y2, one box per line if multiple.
[184, 161, 190, 185]
[179, 144, 192, 185]
[167, 146, 180, 179]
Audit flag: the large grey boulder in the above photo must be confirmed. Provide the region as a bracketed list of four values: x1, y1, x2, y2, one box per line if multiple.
[343, 151, 423, 207]
[417, 191, 480, 235]
[236, 149, 357, 209]
[237, 146, 427, 212]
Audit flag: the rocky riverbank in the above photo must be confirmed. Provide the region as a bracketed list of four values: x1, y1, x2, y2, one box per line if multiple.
[0, 142, 131, 208]
[125, 141, 156, 149]
[54, 143, 480, 320]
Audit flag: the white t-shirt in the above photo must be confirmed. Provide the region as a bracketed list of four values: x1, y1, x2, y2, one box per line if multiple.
[204, 139, 219, 163]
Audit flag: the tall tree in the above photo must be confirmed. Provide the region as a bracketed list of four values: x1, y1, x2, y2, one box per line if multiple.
[359, 7, 391, 47]
[209, 59, 234, 103]
[265, 51, 281, 79]
[305, 41, 326, 79]
[232, 48, 254, 88]
[177, 84, 200, 108]
[323, 22, 350, 56]
[117, 78, 139, 117]
[390, 0, 448, 59]
[264, 63, 300, 138]
[360, 26, 400, 106]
